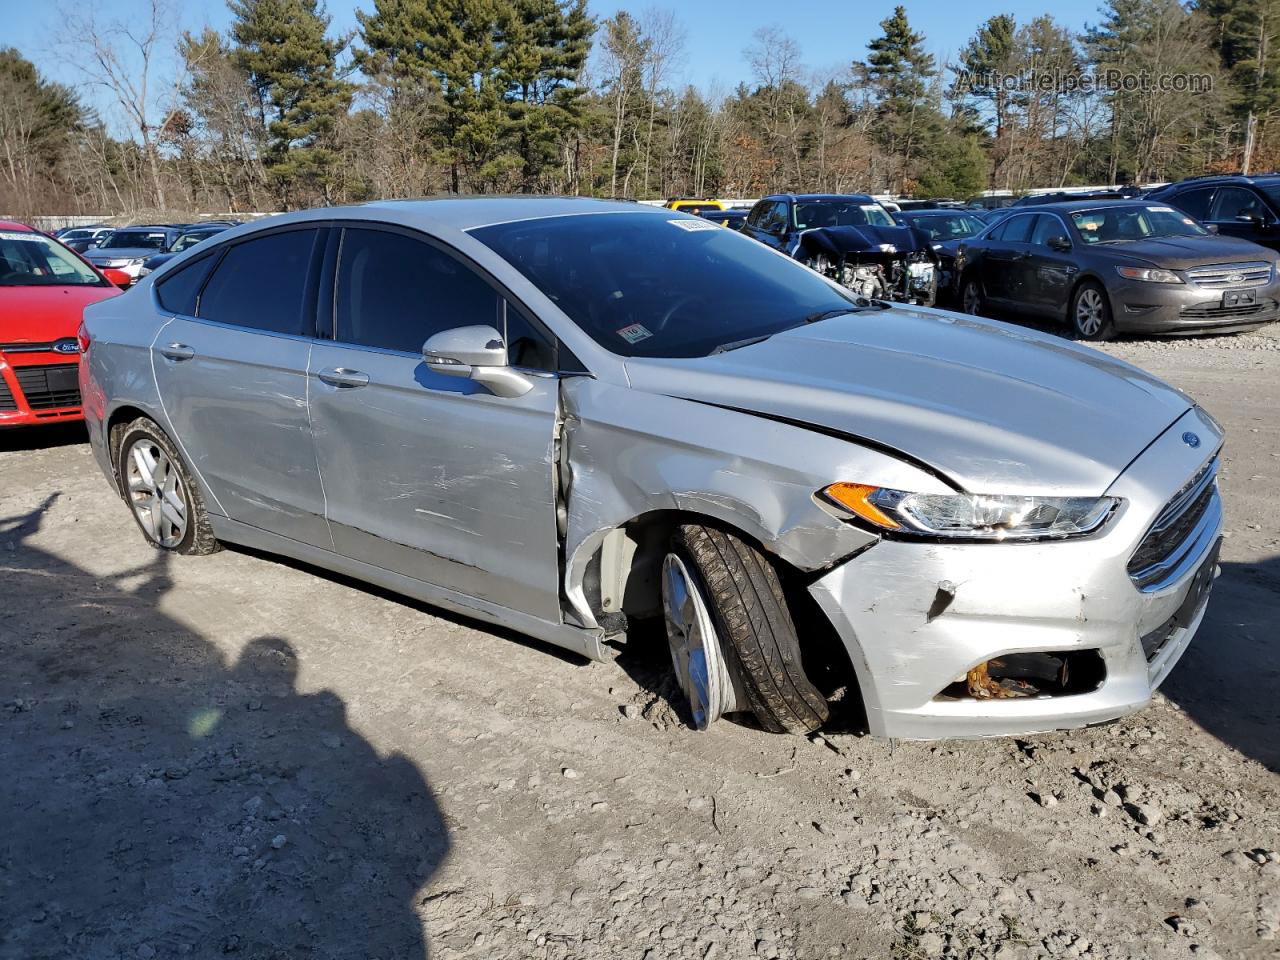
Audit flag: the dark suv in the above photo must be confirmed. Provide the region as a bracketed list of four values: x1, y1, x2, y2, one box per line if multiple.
[1146, 174, 1280, 251]
[740, 193, 938, 304]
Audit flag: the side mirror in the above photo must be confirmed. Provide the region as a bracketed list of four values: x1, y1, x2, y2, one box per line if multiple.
[1236, 213, 1266, 228]
[1048, 235, 1072, 252]
[101, 268, 132, 289]
[1205, 223, 1219, 235]
[422, 324, 532, 398]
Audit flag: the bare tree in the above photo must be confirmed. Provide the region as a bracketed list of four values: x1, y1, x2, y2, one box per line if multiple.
[638, 7, 686, 197]
[54, 0, 184, 209]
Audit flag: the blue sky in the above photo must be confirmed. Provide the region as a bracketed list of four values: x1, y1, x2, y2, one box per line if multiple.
[4, 0, 1099, 136]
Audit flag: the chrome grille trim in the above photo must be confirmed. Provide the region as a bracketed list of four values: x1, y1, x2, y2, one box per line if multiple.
[1185, 261, 1272, 288]
[1128, 458, 1221, 592]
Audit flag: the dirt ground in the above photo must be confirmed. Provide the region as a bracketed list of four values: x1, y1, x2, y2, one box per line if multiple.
[2, 327, 1278, 960]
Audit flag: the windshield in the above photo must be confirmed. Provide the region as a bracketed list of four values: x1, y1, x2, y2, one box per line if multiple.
[101, 229, 169, 250]
[0, 230, 105, 287]
[794, 200, 895, 229]
[1072, 206, 1208, 244]
[908, 214, 984, 241]
[471, 213, 857, 358]
[171, 231, 218, 252]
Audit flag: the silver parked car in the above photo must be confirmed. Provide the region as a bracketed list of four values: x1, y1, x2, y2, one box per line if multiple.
[81, 198, 1224, 739]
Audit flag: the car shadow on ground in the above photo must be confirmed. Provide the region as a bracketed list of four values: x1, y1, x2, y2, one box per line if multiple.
[0, 496, 448, 959]
[0, 422, 87, 453]
[1162, 555, 1280, 774]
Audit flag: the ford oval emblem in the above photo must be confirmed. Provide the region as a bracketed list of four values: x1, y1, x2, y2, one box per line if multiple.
[52, 340, 80, 355]
[1182, 431, 1201, 448]
[1228, 273, 1244, 283]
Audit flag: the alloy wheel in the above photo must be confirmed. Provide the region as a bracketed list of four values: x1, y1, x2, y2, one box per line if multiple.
[662, 554, 737, 730]
[125, 439, 188, 548]
[1075, 287, 1106, 337]
[962, 281, 981, 314]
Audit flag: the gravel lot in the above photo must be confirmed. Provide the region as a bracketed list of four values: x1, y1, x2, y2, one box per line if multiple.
[2, 325, 1278, 960]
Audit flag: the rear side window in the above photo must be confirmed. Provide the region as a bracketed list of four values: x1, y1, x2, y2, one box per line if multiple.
[198, 229, 319, 335]
[993, 214, 1034, 243]
[1174, 188, 1214, 221]
[334, 227, 501, 354]
[154, 254, 217, 316]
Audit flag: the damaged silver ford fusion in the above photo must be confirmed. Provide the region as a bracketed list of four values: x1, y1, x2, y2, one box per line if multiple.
[741, 193, 939, 304]
[81, 196, 1223, 742]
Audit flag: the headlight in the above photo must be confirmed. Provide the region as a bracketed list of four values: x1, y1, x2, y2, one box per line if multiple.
[820, 483, 1121, 541]
[1116, 265, 1182, 283]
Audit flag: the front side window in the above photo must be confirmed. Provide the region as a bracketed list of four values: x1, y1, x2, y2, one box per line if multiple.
[198, 229, 318, 335]
[0, 230, 105, 287]
[334, 227, 505, 355]
[1210, 187, 1267, 222]
[100, 230, 169, 250]
[1072, 206, 1209, 244]
[1029, 215, 1066, 247]
[471, 212, 857, 359]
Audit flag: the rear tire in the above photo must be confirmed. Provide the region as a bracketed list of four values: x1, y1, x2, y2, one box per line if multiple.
[663, 524, 829, 735]
[114, 417, 219, 555]
[1071, 281, 1116, 341]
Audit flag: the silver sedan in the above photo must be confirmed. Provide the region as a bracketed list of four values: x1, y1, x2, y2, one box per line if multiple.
[80, 198, 1224, 739]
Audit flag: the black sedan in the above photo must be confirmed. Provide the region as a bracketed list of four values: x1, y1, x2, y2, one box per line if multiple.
[893, 209, 986, 302]
[953, 199, 1280, 339]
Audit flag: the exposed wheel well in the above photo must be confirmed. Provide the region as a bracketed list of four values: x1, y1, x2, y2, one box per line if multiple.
[591, 510, 862, 723]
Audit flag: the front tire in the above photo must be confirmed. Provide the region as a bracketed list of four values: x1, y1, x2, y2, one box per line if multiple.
[115, 418, 219, 555]
[662, 525, 829, 735]
[961, 276, 985, 316]
[1071, 281, 1115, 341]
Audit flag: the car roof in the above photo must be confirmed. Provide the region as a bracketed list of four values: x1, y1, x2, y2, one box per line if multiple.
[1159, 173, 1280, 189]
[996, 198, 1161, 215]
[0, 221, 35, 232]
[768, 193, 876, 203]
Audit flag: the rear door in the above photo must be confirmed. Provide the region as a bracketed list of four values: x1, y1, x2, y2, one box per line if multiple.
[1023, 213, 1078, 316]
[307, 224, 564, 620]
[150, 225, 331, 546]
[980, 213, 1035, 303]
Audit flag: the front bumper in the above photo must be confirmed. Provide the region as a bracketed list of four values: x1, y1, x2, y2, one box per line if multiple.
[0, 354, 83, 428]
[1111, 276, 1280, 334]
[808, 407, 1224, 740]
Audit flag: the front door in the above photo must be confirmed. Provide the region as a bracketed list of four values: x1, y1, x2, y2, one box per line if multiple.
[150, 226, 330, 546]
[1207, 186, 1279, 249]
[1024, 214, 1078, 316]
[307, 225, 563, 621]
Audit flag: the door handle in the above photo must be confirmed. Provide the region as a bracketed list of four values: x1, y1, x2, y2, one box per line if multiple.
[159, 343, 194, 361]
[318, 367, 370, 388]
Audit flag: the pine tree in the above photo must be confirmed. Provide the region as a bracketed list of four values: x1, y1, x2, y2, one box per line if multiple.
[950, 14, 1017, 141]
[1201, 0, 1280, 172]
[229, 0, 354, 206]
[854, 5, 943, 192]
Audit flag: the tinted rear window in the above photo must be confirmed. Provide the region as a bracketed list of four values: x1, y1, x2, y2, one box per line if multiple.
[470, 213, 855, 358]
[155, 253, 218, 315]
[198, 229, 318, 335]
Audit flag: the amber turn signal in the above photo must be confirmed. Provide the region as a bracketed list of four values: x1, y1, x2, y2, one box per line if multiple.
[821, 482, 902, 530]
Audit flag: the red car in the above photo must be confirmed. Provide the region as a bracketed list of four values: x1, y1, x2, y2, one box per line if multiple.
[0, 221, 130, 428]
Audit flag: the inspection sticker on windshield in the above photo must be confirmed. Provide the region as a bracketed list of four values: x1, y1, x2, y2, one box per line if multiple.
[1146, 206, 1176, 213]
[668, 218, 718, 232]
[616, 323, 653, 344]
[0, 231, 41, 241]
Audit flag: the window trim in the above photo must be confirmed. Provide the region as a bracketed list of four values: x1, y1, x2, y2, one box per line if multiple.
[323, 219, 584, 375]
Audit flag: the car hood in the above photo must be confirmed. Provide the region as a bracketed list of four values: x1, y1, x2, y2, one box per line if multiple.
[623, 308, 1193, 496]
[85, 246, 161, 262]
[1105, 234, 1276, 269]
[0, 284, 120, 343]
[794, 223, 931, 255]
